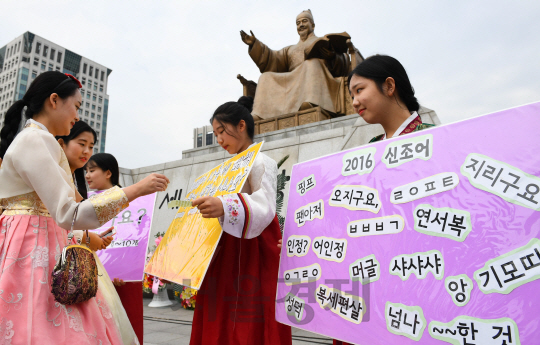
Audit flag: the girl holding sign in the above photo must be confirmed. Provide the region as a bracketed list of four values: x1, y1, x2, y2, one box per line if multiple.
[57, 125, 142, 345]
[333, 55, 434, 345]
[349, 54, 434, 142]
[275, 55, 436, 345]
[191, 96, 292, 345]
[0, 71, 168, 344]
[85, 153, 145, 345]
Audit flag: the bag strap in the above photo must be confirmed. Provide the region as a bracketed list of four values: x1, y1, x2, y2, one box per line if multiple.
[67, 204, 90, 246]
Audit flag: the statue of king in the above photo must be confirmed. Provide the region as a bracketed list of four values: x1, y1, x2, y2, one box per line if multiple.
[241, 10, 362, 119]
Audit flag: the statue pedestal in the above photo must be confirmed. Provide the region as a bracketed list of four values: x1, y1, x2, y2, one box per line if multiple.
[255, 107, 336, 135]
[148, 289, 173, 308]
[121, 107, 440, 243]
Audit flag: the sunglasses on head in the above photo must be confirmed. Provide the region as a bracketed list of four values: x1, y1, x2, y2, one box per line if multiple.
[53, 73, 82, 91]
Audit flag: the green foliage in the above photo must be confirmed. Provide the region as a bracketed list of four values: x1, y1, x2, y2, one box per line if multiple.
[277, 155, 290, 169]
[278, 214, 286, 233]
[276, 155, 291, 233]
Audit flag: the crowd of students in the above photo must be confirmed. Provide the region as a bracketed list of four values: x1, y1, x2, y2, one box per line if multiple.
[0, 54, 434, 344]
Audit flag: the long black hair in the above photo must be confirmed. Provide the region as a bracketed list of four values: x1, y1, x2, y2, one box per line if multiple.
[0, 71, 81, 158]
[210, 96, 255, 140]
[348, 55, 420, 112]
[86, 153, 122, 188]
[56, 121, 97, 199]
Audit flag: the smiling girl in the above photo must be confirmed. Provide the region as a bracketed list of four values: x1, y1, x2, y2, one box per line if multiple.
[56, 120, 95, 198]
[56, 121, 111, 250]
[332, 55, 434, 345]
[85, 153, 121, 191]
[85, 152, 145, 345]
[0, 71, 168, 344]
[189, 96, 292, 345]
[57, 126, 142, 345]
[349, 54, 434, 142]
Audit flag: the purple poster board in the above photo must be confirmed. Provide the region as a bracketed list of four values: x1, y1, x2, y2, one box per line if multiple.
[276, 102, 540, 344]
[89, 192, 156, 281]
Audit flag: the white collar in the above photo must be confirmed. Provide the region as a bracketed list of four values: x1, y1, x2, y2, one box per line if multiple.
[25, 119, 49, 132]
[382, 111, 419, 140]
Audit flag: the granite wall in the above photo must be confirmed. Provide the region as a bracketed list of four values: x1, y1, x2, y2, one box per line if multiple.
[119, 107, 441, 238]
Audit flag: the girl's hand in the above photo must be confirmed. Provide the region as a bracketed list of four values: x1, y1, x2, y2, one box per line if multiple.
[112, 278, 125, 287]
[124, 173, 170, 201]
[277, 239, 282, 248]
[99, 227, 115, 239]
[192, 196, 224, 218]
[137, 173, 170, 195]
[87, 232, 108, 251]
[84, 230, 113, 251]
[101, 234, 113, 248]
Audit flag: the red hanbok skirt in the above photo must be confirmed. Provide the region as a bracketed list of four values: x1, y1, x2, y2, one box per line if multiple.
[190, 215, 292, 345]
[115, 282, 143, 344]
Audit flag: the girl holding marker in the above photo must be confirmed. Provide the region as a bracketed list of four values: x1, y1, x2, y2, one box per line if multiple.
[0, 71, 168, 344]
[190, 96, 292, 345]
[57, 124, 142, 345]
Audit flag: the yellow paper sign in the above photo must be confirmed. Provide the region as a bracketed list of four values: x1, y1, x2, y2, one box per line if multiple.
[144, 142, 264, 289]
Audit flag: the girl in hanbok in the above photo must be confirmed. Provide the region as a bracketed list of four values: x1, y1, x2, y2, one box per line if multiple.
[348, 54, 434, 143]
[333, 55, 434, 345]
[56, 120, 96, 200]
[57, 124, 141, 345]
[190, 96, 292, 345]
[56, 120, 112, 249]
[273, 54, 435, 345]
[85, 153, 144, 345]
[0, 71, 169, 344]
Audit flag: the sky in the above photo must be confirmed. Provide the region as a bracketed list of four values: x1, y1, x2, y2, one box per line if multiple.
[1, 1, 539, 168]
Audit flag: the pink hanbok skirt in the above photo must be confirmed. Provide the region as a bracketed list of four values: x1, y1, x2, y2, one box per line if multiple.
[0, 214, 126, 345]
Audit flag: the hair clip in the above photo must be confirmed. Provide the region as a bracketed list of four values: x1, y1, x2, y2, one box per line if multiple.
[53, 73, 83, 91]
[64, 74, 82, 88]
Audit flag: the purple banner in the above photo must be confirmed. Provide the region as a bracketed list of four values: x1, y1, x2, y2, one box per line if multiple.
[277, 103, 540, 344]
[89, 192, 156, 281]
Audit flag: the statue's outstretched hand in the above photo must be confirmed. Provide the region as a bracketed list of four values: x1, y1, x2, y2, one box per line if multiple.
[240, 30, 256, 46]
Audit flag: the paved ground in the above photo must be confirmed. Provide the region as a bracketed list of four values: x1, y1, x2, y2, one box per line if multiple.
[143, 298, 333, 345]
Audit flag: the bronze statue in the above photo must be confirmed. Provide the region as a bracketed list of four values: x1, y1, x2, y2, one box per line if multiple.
[240, 10, 362, 119]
